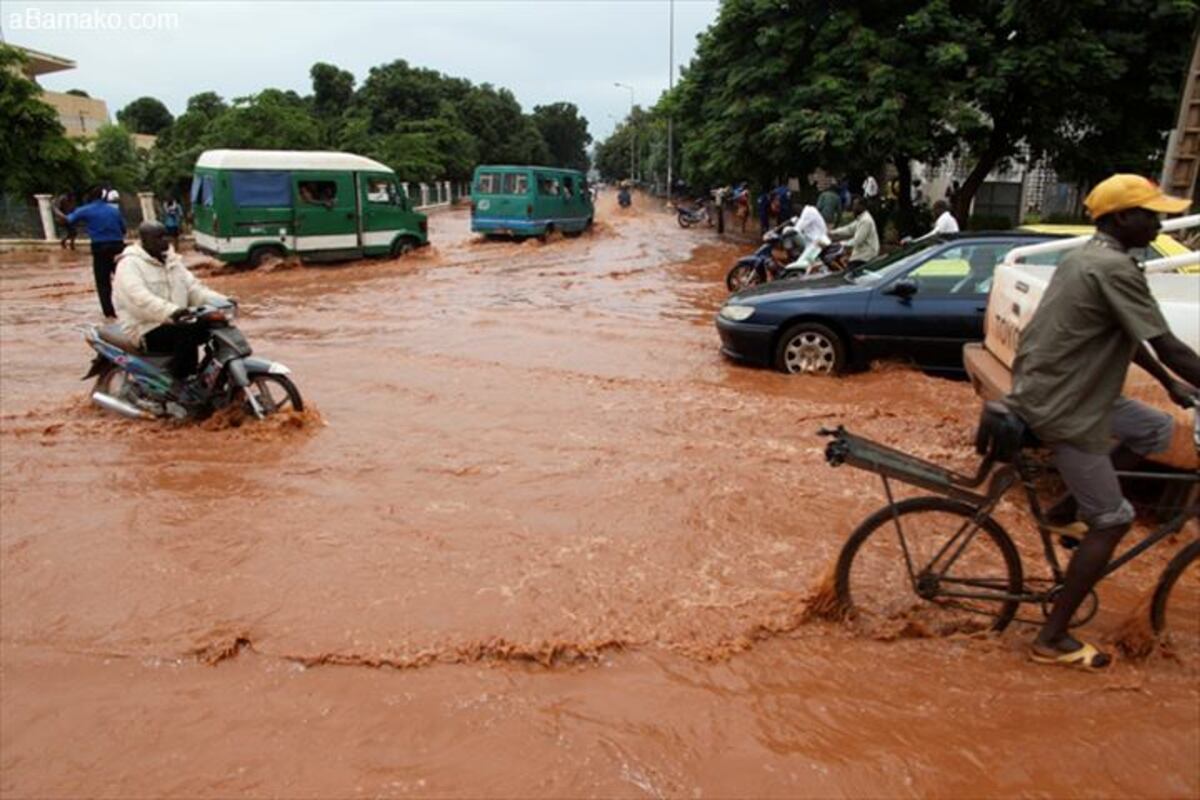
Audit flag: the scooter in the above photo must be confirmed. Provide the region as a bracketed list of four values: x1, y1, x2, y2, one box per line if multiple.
[676, 201, 712, 228]
[83, 302, 303, 421]
[725, 224, 849, 292]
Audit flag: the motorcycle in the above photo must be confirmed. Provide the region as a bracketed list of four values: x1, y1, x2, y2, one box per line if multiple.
[725, 224, 848, 292]
[617, 187, 632, 208]
[83, 302, 303, 422]
[676, 201, 712, 228]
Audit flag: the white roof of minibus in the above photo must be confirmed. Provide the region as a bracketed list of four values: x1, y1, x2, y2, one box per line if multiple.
[196, 149, 393, 173]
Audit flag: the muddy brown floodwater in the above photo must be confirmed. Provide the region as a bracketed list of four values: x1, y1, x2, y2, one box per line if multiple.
[2, 194, 1197, 798]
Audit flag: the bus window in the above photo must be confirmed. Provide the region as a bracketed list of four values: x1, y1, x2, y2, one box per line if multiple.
[477, 173, 503, 194]
[537, 176, 560, 196]
[366, 177, 399, 205]
[231, 171, 292, 207]
[502, 173, 529, 195]
[299, 180, 337, 206]
[562, 176, 575, 198]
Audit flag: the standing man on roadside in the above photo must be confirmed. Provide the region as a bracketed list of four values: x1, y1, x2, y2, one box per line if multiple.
[830, 196, 879, 267]
[816, 182, 842, 226]
[1007, 175, 1200, 670]
[67, 187, 126, 318]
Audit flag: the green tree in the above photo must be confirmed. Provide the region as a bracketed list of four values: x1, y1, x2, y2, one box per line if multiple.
[667, 0, 1197, 229]
[0, 45, 89, 197]
[89, 124, 143, 192]
[310, 62, 355, 119]
[116, 96, 174, 135]
[201, 89, 321, 150]
[452, 84, 550, 165]
[532, 102, 592, 171]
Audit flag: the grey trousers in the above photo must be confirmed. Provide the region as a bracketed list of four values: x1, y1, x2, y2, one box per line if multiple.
[1050, 398, 1174, 529]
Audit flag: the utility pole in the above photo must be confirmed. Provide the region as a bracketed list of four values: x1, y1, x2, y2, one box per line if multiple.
[666, 0, 675, 207]
[614, 82, 635, 182]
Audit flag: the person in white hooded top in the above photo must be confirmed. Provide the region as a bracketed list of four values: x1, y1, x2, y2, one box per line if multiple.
[113, 221, 230, 378]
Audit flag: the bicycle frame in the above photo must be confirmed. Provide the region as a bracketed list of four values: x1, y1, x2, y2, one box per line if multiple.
[825, 426, 1200, 614]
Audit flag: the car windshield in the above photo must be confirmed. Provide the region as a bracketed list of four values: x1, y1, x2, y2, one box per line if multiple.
[844, 240, 940, 285]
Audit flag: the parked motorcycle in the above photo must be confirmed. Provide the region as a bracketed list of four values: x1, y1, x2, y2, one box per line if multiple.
[725, 225, 849, 292]
[83, 302, 303, 421]
[676, 201, 712, 228]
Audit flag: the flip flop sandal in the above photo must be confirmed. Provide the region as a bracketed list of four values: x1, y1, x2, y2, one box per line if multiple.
[1030, 641, 1112, 670]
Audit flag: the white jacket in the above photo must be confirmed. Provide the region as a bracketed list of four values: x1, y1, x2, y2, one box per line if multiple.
[113, 244, 226, 342]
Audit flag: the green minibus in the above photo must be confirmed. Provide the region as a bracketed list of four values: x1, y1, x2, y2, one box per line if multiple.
[470, 165, 593, 238]
[192, 149, 428, 266]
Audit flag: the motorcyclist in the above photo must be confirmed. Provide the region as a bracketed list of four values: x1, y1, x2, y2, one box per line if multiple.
[1006, 175, 1200, 670]
[112, 221, 231, 379]
[778, 205, 832, 275]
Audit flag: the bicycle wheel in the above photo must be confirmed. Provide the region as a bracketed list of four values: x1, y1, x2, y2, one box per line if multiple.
[1150, 538, 1200, 656]
[835, 496, 1024, 633]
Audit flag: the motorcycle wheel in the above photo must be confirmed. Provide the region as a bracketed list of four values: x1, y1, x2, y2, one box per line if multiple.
[677, 213, 692, 228]
[243, 373, 304, 415]
[93, 365, 125, 397]
[726, 263, 762, 292]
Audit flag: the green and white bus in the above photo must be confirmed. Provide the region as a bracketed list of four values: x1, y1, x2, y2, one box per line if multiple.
[191, 149, 428, 266]
[470, 165, 593, 239]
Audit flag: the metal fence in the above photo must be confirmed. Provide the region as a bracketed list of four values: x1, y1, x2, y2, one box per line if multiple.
[0, 195, 43, 239]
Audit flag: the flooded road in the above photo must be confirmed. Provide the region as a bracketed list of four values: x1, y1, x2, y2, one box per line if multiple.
[2, 195, 1197, 797]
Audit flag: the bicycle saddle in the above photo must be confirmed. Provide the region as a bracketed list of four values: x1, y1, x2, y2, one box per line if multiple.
[975, 401, 1038, 463]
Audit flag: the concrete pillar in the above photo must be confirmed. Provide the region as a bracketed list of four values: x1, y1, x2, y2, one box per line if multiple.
[443, 181, 451, 205]
[138, 191, 157, 223]
[401, 182, 410, 199]
[420, 183, 430, 207]
[34, 194, 57, 242]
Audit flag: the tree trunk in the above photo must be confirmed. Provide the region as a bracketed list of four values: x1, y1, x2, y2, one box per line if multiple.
[952, 130, 1007, 225]
[893, 156, 915, 237]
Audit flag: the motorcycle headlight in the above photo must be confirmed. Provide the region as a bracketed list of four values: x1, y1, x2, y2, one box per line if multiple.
[720, 304, 755, 322]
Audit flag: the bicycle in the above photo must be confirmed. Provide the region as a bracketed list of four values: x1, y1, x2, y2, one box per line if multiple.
[820, 402, 1199, 643]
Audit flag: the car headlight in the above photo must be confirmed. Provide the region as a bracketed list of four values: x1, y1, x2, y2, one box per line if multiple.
[720, 304, 755, 322]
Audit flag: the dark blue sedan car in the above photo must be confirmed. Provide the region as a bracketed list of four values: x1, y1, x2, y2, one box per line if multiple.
[715, 232, 1063, 375]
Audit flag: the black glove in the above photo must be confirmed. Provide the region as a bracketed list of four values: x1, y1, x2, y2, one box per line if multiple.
[170, 307, 189, 323]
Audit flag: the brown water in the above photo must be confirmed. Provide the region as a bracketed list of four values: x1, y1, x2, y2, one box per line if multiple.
[2, 195, 1197, 798]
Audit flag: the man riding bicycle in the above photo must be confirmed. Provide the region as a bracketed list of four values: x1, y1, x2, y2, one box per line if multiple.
[1006, 174, 1200, 669]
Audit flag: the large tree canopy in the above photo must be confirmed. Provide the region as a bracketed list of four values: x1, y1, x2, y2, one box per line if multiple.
[616, 0, 1196, 228]
[532, 102, 592, 171]
[0, 45, 89, 197]
[116, 96, 174, 135]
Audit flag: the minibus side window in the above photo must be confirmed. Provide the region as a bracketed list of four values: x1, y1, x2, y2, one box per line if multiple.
[477, 173, 504, 194]
[366, 177, 399, 205]
[201, 175, 215, 207]
[299, 180, 337, 207]
[502, 173, 528, 195]
[562, 176, 575, 198]
[230, 171, 291, 207]
[537, 176, 560, 196]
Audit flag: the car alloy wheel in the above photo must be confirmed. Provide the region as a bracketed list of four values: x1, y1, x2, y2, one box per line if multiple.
[783, 330, 836, 374]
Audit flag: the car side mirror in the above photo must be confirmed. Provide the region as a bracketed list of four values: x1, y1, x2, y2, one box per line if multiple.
[885, 278, 918, 298]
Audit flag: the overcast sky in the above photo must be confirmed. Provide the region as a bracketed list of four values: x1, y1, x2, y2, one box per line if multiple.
[3, 0, 720, 141]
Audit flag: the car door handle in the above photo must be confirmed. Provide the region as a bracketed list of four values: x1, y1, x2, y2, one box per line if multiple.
[975, 305, 987, 312]
[346, 212, 355, 219]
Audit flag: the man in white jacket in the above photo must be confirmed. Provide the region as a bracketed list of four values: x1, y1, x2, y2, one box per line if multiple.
[113, 222, 229, 378]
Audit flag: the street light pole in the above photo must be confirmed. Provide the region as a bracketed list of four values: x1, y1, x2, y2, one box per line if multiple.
[667, 0, 674, 208]
[614, 82, 635, 182]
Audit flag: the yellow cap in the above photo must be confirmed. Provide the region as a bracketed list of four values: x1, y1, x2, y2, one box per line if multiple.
[1084, 174, 1190, 219]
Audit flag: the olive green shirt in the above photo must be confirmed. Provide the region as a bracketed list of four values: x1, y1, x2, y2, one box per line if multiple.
[1007, 234, 1169, 453]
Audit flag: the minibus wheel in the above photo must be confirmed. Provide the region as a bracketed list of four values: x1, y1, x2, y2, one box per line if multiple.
[391, 237, 418, 258]
[248, 245, 286, 269]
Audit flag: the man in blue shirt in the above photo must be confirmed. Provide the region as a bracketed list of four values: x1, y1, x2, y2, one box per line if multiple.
[67, 187, 126, 317]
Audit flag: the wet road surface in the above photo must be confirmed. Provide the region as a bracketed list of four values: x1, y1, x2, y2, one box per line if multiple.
[2, 195, 1197, 797]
